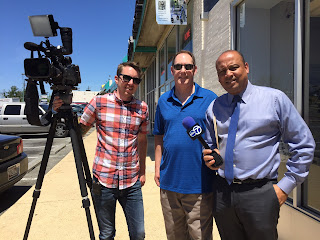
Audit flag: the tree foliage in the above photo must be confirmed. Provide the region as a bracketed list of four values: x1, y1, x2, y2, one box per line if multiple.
[1, 86, 24, 101]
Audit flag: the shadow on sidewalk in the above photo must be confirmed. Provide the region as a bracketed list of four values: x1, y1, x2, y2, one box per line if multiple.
[0, 186, 31, 214]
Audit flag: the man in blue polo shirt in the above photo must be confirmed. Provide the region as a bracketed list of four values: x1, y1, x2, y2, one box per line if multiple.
[153, 50, 217, 240]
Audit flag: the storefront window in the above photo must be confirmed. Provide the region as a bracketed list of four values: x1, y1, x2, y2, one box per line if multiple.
[165, 83, 170, 92]
[160, 46, 166, 86]
[146, 60, 156, 131]
[236, 0, 294, 101]
[170, 80, 175, 89]
[160, 86, 165, 96]
[179, 1, 193, 51]
[167, 27, 176, 82]
[306, 0, 320, 213]
[180, 24, 192, 52]
[236, 0, 295, 199]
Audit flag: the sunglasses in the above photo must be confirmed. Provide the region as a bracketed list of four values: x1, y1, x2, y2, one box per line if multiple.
[173, 64, 194, 71]
[118, 74, 142, 84]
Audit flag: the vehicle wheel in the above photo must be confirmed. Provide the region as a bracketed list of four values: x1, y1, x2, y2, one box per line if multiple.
[55, 123, 69, 138]
[171, 17, 174, 23]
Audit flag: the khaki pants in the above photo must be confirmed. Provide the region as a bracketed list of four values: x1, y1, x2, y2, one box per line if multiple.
[160, 189, 213, 240]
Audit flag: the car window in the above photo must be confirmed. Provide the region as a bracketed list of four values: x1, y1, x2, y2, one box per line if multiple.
[40, 104, 49, 112]
[4, 105, 21, 115]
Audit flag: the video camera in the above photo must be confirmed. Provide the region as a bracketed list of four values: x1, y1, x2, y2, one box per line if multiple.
[24, 15, 81, 125]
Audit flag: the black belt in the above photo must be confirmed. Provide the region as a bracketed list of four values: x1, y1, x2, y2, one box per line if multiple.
[217, 175, 277, 185]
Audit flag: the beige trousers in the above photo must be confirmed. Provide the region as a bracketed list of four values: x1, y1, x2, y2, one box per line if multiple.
[160, 189, 214, 240]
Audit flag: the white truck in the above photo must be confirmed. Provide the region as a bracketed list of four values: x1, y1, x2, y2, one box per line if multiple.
[0, 102, 68, 138]
[0, 98, 20, 111]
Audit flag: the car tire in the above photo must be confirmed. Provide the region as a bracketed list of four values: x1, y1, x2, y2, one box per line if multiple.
[54, 123, 69, 138]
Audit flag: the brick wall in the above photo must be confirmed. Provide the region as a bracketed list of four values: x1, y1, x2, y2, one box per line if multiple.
[193, 0, 232, 96]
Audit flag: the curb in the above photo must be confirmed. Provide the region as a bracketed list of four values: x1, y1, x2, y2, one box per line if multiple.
[26, 141, 70, 173]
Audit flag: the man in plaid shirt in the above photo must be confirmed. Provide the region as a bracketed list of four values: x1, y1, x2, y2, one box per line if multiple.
[53, 62, 149, 240]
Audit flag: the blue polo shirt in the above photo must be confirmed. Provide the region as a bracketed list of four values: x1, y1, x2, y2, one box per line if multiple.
[153, 83, 217, 194]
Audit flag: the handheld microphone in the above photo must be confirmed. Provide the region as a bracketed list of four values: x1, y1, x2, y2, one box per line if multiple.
[182, 116, 223, 167]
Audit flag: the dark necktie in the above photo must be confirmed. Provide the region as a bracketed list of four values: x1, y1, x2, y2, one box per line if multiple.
[225, 95, 241, 184]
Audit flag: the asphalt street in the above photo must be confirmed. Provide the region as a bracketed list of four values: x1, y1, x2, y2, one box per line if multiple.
[0, 128, 94, 216]
[20, 133, 72, 171]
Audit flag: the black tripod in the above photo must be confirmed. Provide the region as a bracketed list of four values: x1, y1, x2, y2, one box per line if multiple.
[23, 105, 96, 240]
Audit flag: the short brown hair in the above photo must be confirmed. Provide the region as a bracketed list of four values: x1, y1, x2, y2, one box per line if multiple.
[117, 61, 141, 78]
[171, 50, 196, 67]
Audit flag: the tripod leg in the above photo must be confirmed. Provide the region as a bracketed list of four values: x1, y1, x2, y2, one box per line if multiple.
[73, 115, 93, 189]
[67, 112, 95, 240]
[23, 115, 58, 240]
[72, 114, 99, 216]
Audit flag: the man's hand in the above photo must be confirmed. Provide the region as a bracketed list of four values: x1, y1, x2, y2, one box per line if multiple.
[137, 133, 147, 187]
[154, 171, 160, 187]
[154, 135, 163, 187]
[53, 96, 64, 112]
[203, 149, 221, 170]
[273, 184, 288, 206]
[139, 174, 146, 187]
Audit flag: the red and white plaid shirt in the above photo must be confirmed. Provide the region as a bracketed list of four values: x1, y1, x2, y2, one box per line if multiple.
[80, 92, 149, 189]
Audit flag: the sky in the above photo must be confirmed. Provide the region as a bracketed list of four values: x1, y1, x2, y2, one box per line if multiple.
[0, 0, 136, 94]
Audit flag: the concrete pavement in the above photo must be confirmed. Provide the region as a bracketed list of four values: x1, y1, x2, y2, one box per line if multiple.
[0, 130, 220, 239]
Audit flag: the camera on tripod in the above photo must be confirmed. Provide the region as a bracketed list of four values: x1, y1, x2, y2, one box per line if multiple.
[22, 16, 96, 240]
[23, 14, 81, 126]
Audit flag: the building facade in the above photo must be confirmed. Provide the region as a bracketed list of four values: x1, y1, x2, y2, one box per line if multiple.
[128, 0, 320, 238]
[72, 90, 100, 103]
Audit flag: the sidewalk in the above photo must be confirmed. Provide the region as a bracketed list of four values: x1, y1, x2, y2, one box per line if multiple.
[0, 130, 220, 239]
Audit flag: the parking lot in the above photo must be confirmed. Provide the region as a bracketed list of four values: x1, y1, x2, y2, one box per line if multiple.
[0, 128, 94, 215]
[19, 133, 71, 171]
